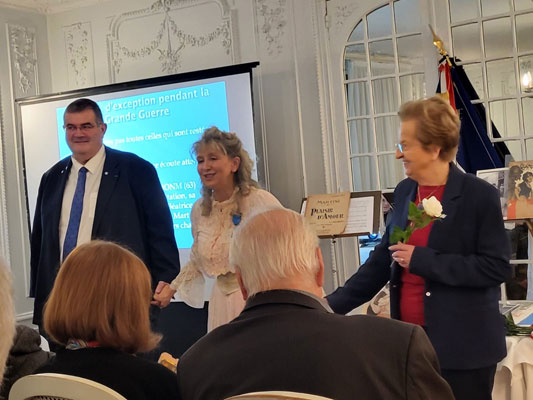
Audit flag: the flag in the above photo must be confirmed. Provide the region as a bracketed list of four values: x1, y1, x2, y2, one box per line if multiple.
[437, 57, 509, 174]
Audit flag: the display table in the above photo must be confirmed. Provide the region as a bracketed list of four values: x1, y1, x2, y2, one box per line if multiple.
[492, 336, 533, 400]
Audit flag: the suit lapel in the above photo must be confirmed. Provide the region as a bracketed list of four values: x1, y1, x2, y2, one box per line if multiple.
[50, 160, 72, 251]
[388, 182, 416, 281]
[427, 163, 464, 248]
[390, 180, 416, 231]
[92, 148, 120, 236]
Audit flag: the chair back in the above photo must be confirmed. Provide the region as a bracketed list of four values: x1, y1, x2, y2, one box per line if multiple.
[9, 373, 126, 400]
[226, 391, 333, 400]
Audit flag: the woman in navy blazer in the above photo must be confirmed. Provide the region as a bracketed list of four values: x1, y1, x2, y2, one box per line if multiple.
[327, 96, 511, 400]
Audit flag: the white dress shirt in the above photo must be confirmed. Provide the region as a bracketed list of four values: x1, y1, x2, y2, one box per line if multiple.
[59, 146, 106, 260]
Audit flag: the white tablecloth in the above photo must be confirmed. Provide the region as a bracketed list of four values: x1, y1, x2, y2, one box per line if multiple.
[493, 336, 533, 400]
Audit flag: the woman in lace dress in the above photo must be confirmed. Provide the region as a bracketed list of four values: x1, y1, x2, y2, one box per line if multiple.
[156, 127, 281, 331]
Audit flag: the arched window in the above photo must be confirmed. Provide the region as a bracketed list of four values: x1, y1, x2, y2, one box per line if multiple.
[343, 0, 426, 193]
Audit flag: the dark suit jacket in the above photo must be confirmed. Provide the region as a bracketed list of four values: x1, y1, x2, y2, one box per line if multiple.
[36, 347, 179, 400]
[177, 290, 454, 400]
[30, 147, 180, 324]
[328, 163, 511, 370]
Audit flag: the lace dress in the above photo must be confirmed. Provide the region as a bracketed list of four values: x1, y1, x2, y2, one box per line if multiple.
[170, 187, 281, 331]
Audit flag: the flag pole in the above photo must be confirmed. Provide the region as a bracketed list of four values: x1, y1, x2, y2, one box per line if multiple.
[428, 24, 452, 66]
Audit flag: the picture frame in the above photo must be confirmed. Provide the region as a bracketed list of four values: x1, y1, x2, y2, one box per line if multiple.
[476, 167, 508, 218]
[506, 161, 533, 220]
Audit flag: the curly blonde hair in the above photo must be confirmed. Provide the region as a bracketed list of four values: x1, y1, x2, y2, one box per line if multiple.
[193, 127, 258, 215]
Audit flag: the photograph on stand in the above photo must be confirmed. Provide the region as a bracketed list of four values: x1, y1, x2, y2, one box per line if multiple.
[476, 167, 508, 218]
[507, 161, 533, 219]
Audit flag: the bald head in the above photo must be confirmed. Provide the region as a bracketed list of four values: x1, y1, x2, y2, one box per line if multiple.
[230, 208, 324, 298]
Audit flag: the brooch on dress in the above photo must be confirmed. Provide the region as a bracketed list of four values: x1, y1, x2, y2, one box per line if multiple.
[232, 213, 242, 226]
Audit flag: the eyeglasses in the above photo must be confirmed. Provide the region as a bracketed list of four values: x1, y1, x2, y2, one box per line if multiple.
[395, 143, 404, 153]
[64, 123, 100, 133]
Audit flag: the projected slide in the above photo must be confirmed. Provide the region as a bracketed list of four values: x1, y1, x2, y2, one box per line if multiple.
[56, 81, 230, 248]
[19, 63, 258, 274]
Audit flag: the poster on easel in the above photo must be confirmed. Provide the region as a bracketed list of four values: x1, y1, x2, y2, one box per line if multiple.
[304, 192, 351, 236]
[301, 191, 381, 239]
[507, 161, 533, 219]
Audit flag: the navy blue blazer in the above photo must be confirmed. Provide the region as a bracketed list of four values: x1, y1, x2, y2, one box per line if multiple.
[30, 147, 180, 325]
[327, 163, 511, 369]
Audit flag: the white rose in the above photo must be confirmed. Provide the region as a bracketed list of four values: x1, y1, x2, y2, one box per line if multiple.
[422, 196, 443, 218]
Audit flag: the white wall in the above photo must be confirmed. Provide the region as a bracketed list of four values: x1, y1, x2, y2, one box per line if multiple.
[0, 5, 52, 322]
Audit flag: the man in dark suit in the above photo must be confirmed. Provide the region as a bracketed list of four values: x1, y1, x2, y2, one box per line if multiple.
[177, 208, 454, 400]
[30, 98, 180, 334]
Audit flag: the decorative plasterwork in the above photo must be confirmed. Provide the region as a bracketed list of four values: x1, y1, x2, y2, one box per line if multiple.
[64, 22, 95, 88]
[0, 0, 112, 15]
[255, 0, 287, 56]
[7, 24, 39, 98]
[107, 0, 234, 80]
[0, 90, 10, 266]
[334, 3, 357, 28]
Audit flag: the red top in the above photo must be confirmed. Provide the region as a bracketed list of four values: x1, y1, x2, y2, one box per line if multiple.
[399, 185, 445, 326]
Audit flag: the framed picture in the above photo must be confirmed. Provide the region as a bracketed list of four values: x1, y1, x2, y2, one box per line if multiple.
[506, 161, 533, 219]
[476, 167, 508, 218]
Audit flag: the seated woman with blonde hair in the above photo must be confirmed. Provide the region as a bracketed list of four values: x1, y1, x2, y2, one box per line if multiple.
[35, 240, 179, 400]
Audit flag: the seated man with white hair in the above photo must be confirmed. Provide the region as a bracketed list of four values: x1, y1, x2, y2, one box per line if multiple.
[176, 208, 454, 400]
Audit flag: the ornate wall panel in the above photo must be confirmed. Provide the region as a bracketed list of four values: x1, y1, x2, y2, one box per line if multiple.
[7, 23, 39, 99]
[3, 23, 39, 267]
[332, 3, 357, 33]
[107, 0, 235, 82]
[255, 0, 287, 57]
[63, 22, 96, 88]
[0, 88, 9, 266]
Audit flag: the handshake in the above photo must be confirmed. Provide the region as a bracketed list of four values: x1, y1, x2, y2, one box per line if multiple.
[151, 281, 177, 308]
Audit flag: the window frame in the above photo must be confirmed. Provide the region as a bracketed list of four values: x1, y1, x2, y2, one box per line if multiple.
[343, 0, 427, 194]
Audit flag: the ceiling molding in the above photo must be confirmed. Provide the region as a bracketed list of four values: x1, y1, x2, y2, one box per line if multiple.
[0, 0, 112, 15]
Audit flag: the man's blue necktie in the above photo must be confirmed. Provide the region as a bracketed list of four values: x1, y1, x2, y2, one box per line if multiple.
[63, 166, 87, 260]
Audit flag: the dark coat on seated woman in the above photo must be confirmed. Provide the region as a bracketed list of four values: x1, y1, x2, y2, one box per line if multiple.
[37, 241, 181, 400]
[0, 325, 52, 400]
[36, 347, 178, 400]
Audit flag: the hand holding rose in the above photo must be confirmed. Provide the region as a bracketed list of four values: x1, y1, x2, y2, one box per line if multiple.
[389, 242, 415, 269]
[388, 196, 445, 269]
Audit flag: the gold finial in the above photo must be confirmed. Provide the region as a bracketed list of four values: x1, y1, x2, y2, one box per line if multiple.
[429, 24, 452, 66]
[429, 24, 448, 57]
